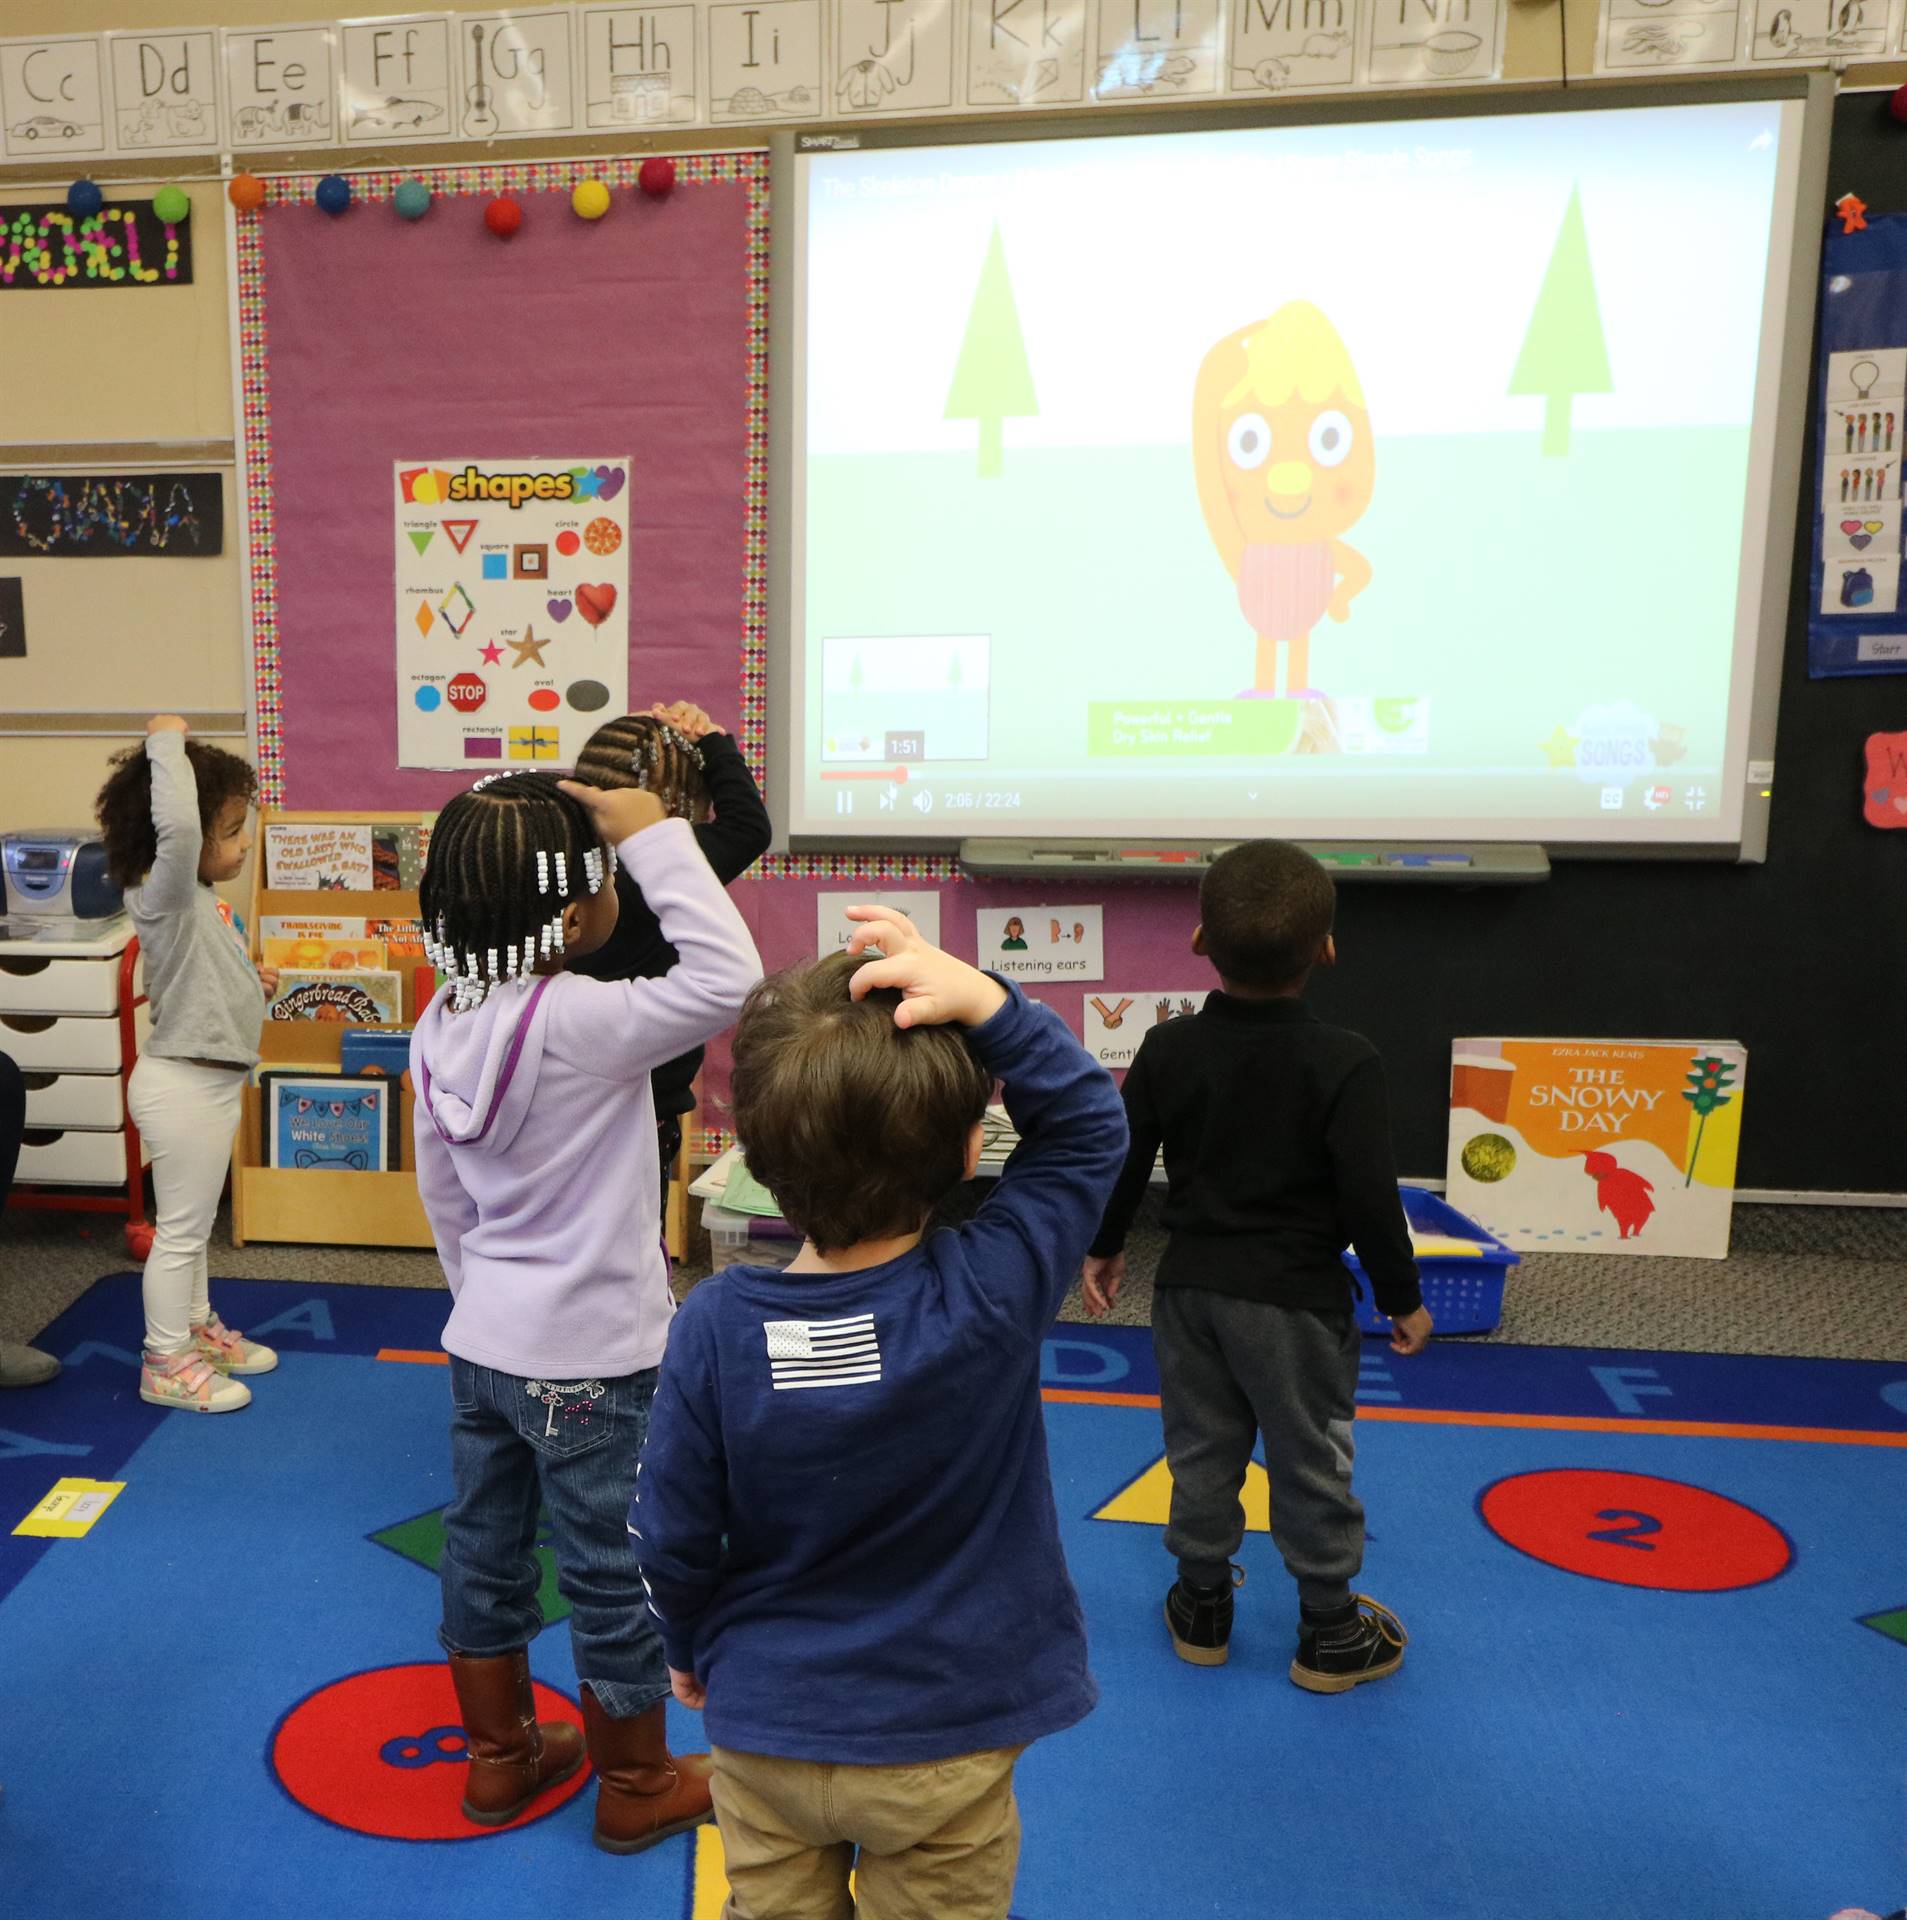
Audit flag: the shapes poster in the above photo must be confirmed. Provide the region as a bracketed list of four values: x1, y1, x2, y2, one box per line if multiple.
[1444, 1038, 1746, 1260]
[393, 458, 630, 771]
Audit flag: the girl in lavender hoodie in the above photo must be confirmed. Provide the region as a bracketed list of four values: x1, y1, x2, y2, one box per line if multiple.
[411, 771, 761, 1853]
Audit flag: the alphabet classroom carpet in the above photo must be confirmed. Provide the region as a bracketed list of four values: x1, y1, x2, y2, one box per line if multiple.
[1, 1275, 1900, 1920]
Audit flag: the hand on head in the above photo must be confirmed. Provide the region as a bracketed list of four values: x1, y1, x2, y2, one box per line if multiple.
[844, 907, 1008, 1031]
[650, 700, 723, 740]
[147, 714, 189, 736]
[557, 778, 666, 846]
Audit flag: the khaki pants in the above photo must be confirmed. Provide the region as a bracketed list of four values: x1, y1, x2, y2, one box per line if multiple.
[709, 1744, 1023, 1920]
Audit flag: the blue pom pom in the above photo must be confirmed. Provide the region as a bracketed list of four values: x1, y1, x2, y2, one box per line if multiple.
[66, 179, 103, 219]
[315, 174, 352, 217]
[393, 179, 431, 222]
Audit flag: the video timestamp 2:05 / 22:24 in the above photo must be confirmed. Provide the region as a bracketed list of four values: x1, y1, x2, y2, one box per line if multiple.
[941, 791, 1023, 810]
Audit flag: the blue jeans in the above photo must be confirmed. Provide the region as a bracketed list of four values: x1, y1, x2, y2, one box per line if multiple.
[439, 1359, 667, 1720]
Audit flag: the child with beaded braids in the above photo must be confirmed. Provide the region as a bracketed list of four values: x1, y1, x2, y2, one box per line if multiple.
[569, 702, 771, 1196]
[410, 769, 761, 1852]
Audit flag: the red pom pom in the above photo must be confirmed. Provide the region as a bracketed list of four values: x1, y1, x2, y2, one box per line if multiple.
[227, 173, 267, 212]
[638, 157, 676, 199]
[1892, 84, 1907, 124]
[484, 195, 522, 239]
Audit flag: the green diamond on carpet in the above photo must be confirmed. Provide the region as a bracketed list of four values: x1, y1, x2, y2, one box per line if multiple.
[369, 1506, 569, 1625]
[1858, 1606, 1907, 1646]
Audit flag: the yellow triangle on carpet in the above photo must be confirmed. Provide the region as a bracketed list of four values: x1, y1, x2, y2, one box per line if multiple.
[1093, 1456, 1271, 1531]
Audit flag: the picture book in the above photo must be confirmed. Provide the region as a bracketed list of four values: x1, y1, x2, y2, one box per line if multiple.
[261, 1071, 399, 1171]
[266, 968, 404, 1026]
[259, 915, 368, 944]
[261, 937, 388, 971]
[371, 823, 433, 890]
[367, 917, 426, 963]
[1444, 1039, 1746, 1259]
[264, 824, 374, 891]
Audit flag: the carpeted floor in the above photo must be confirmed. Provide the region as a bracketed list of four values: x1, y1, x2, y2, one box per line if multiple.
[4, 1191, 1906, 1360]
[1, 1276, 1901, 1920]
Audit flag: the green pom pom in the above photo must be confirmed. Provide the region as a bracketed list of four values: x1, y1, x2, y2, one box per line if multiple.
[151, 184, 191, 225]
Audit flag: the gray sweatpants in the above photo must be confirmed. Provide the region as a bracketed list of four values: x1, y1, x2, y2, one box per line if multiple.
[1152, 1287, 1364, 1613]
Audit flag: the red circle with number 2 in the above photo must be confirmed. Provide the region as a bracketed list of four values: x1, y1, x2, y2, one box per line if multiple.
[1479, 1468, 1791, 1592]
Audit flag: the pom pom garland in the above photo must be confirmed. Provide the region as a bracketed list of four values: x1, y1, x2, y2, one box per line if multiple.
[228, 173, 267, 212]
[572, 178, 611, 220]
[315, 174, 352, 216]
[484, 195, 523, 238]
[393, 179, 432, 221]
[151, 184, 191, 225]
[638, 157, 676, 198]
[66, 180, 103, 219]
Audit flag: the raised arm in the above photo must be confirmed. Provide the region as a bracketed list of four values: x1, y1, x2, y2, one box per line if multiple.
[548, 789, 762, 1079]
[691, 733, 772, 885]
[138, 723, 204, 916]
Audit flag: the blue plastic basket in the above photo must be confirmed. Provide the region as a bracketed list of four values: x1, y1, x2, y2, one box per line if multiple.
[1346, 1186, 1520, 1336]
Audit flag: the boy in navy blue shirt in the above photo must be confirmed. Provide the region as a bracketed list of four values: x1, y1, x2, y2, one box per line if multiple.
[634, 905, 1126, 1920]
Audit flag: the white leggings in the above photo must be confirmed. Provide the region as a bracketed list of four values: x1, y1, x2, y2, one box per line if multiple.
[127, 1053, 246, 1355]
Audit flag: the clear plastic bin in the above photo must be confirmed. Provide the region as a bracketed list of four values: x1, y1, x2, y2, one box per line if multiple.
[701, 1198, 800, 1270]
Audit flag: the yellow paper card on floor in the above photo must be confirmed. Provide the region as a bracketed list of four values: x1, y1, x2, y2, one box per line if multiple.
[14, 1477, 126, 1538]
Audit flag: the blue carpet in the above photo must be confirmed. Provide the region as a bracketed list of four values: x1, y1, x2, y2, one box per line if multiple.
[0, 1277, 1900, 1918]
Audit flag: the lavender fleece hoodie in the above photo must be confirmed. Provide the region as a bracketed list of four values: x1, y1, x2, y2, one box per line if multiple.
[410, 820, 762, 1381]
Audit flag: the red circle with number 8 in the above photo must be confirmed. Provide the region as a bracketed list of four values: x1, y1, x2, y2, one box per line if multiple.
[1478, 1468, 1791, 1592]
[271, 1662, 587, 1839]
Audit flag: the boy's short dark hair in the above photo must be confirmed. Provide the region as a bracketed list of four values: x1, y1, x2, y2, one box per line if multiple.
[731, 952, 992, 1254]
[1199, 840, 1335, 988]
[94, 738, 258, 889]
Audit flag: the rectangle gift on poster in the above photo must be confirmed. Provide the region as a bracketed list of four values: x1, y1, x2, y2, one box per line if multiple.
[394, 458, 631, 771]
[261, 1069, 400, 1170]
[1444, 1038, 1746, 1259]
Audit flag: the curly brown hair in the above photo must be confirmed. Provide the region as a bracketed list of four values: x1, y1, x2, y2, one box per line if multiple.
[94, 738, 259, 887]
[732, 952, 993, 1254]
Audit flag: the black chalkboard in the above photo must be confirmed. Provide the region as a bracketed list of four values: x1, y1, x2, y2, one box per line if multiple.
[1295, 90, 1907, 1196]
[0, 472, 222, 558]
[0, 199, 193, 289]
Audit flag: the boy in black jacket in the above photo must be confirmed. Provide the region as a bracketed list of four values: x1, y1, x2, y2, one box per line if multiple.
[1083, 839, 1432, 1691]
[570, 702, 772, 1192]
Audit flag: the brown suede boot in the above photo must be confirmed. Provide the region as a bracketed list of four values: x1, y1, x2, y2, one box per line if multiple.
[447, 1650, 586, 1825]
[580, 1685, 715, 1854]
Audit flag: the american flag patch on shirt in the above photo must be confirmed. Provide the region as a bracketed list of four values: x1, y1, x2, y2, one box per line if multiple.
[763, 1313, 882, 1391]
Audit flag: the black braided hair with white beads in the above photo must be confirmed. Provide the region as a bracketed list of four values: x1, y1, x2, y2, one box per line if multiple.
[572, 712, 709, 823]
[419, 773, 611, 1012]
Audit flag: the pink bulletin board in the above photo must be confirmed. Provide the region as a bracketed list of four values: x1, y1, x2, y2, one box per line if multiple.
[237, 155, 1213, 1156]
[236, 155, 767, 807]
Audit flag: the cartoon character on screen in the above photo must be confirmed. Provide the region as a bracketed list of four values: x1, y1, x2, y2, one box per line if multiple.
[1583, 1150, 1655, 1241]
[1193, 302, 1374, 747]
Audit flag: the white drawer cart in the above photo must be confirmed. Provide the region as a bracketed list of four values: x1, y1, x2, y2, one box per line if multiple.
[0, 918, 153, 1259]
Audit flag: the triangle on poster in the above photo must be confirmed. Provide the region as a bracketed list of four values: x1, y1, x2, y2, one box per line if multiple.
[407, 529, 435, 556]
[444, 520, 479, 553]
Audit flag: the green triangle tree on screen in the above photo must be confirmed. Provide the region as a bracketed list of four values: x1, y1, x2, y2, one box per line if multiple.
[945, 222, 1038, 478]
[1509, 185, 1612, 457]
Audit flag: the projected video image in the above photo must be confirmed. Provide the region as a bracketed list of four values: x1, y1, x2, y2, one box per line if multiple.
[794, 100, 1798, 841]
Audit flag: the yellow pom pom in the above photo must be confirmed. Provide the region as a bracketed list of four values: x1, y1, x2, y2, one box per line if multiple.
[571, 179, 612, 222]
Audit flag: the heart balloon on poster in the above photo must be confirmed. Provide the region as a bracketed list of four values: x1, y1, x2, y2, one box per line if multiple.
[576, 583, 617, 627]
